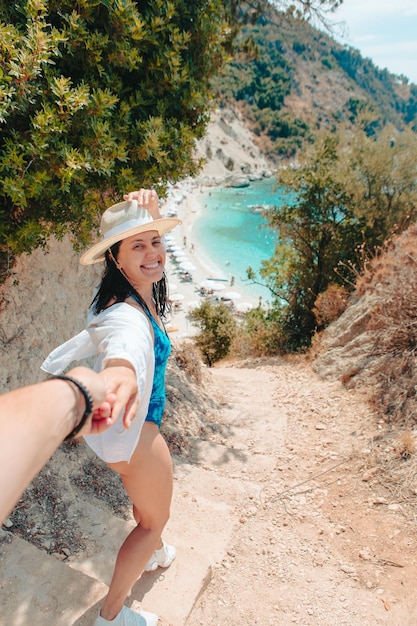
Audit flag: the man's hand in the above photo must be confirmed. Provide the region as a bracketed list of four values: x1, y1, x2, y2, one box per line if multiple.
[66, 366, 114, 436]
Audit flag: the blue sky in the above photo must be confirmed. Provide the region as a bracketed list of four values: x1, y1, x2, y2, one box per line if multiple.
[328, 0, 417, 84]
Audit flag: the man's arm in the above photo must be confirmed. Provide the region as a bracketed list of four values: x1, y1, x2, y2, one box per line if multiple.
[0, 364, 138, 523]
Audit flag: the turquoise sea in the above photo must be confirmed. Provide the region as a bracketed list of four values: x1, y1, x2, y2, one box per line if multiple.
[191, 177, 287, 302]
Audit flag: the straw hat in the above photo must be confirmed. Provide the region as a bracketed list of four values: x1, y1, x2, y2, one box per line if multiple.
[80, 200, 181, 265]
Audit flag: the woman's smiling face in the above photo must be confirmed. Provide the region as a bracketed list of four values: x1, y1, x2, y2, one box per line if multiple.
[116, 230, 166, 289]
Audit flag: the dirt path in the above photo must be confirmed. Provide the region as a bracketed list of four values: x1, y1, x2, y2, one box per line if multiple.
[185, 358, 417, 626]
[2, 356, 417, 625]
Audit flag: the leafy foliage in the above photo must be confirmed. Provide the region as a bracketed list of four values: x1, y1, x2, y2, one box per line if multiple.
[0, 0, 236, 274]
[247, 124, 417, 350]
[343, 125, 417, 245]
[232, 304, 286, 355]
[213, 6, 417, 160]
[188, 299, 237, 366]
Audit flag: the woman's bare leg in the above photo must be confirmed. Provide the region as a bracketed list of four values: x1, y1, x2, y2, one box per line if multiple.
[132, 503, 163, 551]
[99, 423, 173, 620]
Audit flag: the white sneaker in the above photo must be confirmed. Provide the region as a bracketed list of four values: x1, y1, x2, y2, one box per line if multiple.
[144, 541, 176, 572]
[94, 605, 158, 626]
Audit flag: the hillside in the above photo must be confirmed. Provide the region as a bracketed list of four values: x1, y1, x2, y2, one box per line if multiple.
[313, 222, 417, 435]
[2, 101, 417, 624]
[2, 11, 417, 620]
[3, 354, 417, 625]
[214, 7, 417, 160]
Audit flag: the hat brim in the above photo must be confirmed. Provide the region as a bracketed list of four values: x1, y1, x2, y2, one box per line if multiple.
[80, 217, 182, 265]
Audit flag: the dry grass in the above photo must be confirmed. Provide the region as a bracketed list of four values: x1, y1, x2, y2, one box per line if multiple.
[345, 224, 417, 427]
[373, 430, 417, 504]
[395, 431, 416, 459]
[313, 284, 350, 327]
[172, 341, 203, 384]
[321, 224, 417, 507]
[312, 224, 417, 508]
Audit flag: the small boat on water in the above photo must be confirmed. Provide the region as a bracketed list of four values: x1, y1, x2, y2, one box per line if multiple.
[249, 204, 273, 214]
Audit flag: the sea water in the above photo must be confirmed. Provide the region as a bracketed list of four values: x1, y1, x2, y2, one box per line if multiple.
[190, 177, 288, 302]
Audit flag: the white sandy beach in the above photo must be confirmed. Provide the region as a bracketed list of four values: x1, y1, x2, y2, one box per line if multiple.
[161, 180, 261, 340]
[157, 106, 275, 340]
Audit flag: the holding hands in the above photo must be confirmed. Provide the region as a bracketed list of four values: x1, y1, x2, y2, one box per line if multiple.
[0, 364, 138, 522]
[67, 365, 139, 437]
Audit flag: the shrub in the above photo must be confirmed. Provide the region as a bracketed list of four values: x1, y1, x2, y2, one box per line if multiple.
[232, 306, 286, 356]
[188, 300, 237, 366]
[313, 284, 350, 327]
[173, 342, 203, 384]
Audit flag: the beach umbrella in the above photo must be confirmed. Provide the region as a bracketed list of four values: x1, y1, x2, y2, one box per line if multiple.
[199, 280, 225, 291]
[223, 291, 242, 300]
[172, 249, 186, 257]
[164, 234, 175, 243]
[209, 282, 226, 291]
[179, 261, 196, 271]
[236, 302, 254, 313]
[169, 292, 185, 302]
[186, 300, 201, 311]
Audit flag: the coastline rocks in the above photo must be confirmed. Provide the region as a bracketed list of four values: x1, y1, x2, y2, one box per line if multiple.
[196, 169, 274, 190]
[194, 106, 274, 184]
[225, 175, 250, 188]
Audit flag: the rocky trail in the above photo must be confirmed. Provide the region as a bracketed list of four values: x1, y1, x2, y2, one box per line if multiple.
[1, 357, 417, 625]
[187, 359, 417, 626]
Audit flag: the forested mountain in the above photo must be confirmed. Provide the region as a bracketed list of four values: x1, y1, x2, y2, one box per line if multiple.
[214, 7, 417, 160]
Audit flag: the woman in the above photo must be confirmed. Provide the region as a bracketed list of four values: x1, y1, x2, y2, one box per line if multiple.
[42, 189, 181, 626]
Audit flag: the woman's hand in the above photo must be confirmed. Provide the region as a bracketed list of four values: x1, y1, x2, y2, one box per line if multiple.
[100, 360, 139, 429]
[67, 364, 139, 436]
[124, 189, 160, 220]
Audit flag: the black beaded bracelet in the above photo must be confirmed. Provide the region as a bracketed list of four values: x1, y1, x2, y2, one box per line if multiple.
[51, 375, 94, 441]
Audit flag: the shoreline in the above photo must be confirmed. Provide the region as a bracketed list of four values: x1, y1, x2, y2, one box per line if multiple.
[181, 187, 229, 282]
[167, 178, 264, 303]
[161, 177, 264, 339]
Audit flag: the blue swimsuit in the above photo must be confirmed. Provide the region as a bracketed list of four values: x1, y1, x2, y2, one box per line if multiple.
[131, 295, 171, 428]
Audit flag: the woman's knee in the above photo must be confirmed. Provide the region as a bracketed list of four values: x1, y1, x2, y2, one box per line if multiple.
[134, 504, 171, 533]
[121, 466, 172, 526]
[109, 425, 173, 530]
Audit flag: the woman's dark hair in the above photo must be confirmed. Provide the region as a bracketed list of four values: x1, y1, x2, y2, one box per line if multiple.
[91, 241, 169, 318]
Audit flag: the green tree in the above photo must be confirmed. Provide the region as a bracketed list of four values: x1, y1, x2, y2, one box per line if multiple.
[248, 123, 417, 351]
[188, 299, 237, 366]
[250, 133, 366, 349]
[0, 0, 236, 274]
[346, 124, 417, 245]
